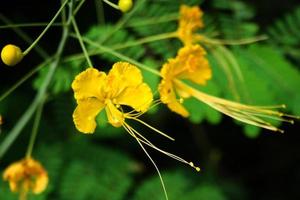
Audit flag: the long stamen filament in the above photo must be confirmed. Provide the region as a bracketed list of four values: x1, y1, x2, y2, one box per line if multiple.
[122, 123, 169, 200]
[175, 80, 298, 132]
[123, 122, 201, 171]
[127, 117, 175, 141]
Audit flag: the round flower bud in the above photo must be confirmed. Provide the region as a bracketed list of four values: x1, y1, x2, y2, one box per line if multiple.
[118, 0, 133, 13]
[1, 44, 23, 66]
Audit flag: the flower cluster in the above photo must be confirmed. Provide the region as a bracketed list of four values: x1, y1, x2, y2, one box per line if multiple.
[159, 5, 296, 133]
[3, 157, 48, 198]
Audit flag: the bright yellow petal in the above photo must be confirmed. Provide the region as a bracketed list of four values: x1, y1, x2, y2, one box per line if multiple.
[105, 100, 124, 127]
[72, 68, 106, 102]
[116, 83, 153, 112]
[177, 45, 212, 85]
[158, 80, 189, 117]
[107, 62, 143, 97]
[184, 60, 212, 85]
[177, 5, 204, 45]
[32, 173, 48, 194]
[73, 98, 104, 133]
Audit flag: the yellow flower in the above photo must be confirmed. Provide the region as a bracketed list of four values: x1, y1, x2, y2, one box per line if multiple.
[159, 44, 212, 117]
[72, 62, 153, 133]
[176, 5, 204, 45]
[3, 157, 48, 195]
[158, 46, 297, 132]
[72, 62, 201, 182]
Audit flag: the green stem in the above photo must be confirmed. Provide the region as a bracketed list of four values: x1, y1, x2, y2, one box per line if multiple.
[25, 97, 45, 158]
[0, 23, 63, 29]
[126, 13, 178, 27]
[112, 32, 176, 49]
[0, 1, 85, 103]
[98, 0, 145, 44]
[22, 0, 69, 56]
[71, 18, 93, 66]
[80, 35, 161, 76]
[0, 57, 53, 102]
[102, 0, 119, 10]
[74, 0, 86, 15]
[66, 31, 175, 63]
[95, 0, 105, 24]
[0, 14, 49, 59]
[0, 1, 73, 158]
[61, 0, 67, 25]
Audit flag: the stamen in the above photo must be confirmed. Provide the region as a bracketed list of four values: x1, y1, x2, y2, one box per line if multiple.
[134, 135, 169, 200]
[174, 80, 299, 132]
[123, 122, 201, 170]
[179, 97, 184, 104]
[128, 117, 175, 141]
[122, 123, 169, 200]
[189, 162, 201, 172]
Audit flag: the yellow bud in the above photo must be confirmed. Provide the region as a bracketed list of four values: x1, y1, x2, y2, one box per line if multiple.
[1, 44, 23, 66]
[118, 0, 133, 13]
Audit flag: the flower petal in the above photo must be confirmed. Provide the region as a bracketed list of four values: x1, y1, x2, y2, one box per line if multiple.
[177, 5, 204, 45]
[116, 83, 153, 112]
[72, 68, 106, 102]
[177, 45, 212, 85]
[105, 100, 124, 127]
[107, 62, 143, 96]
[73, 98, 104, 133]
[32, 173, 48, 194]
[158, 80, 189, 117]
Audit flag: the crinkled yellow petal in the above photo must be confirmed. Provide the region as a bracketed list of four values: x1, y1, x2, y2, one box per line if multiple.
[32, 173, 48, 194]
[105, 100, 124, 127]
[72, 68, 106, 102]
[160, 58, 177, 79]
[176, 45, 212, 85]
[177, 5, 204, 45]
[8, 181, 18, 192]
[158, 80, 189, 117]
[179, 5, 204, 29]
[73, 98, 104, 133]
[107, 62, 143, 97]
[116, 83, 153, 112]
[184, 60, 212, 85]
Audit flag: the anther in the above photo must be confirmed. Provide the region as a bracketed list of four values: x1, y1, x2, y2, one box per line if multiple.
[179, 98, 184, 104]
[189, 162, 201, 172]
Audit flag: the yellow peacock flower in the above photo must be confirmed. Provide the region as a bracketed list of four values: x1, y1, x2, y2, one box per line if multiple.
[72, 62, 201, 173]
[3, 157, 48, 199]
[176, 5, 204, 45]
[159, 46, 297, 132]
[159, 44, 212, 117]
[72, 61, 153, 132]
